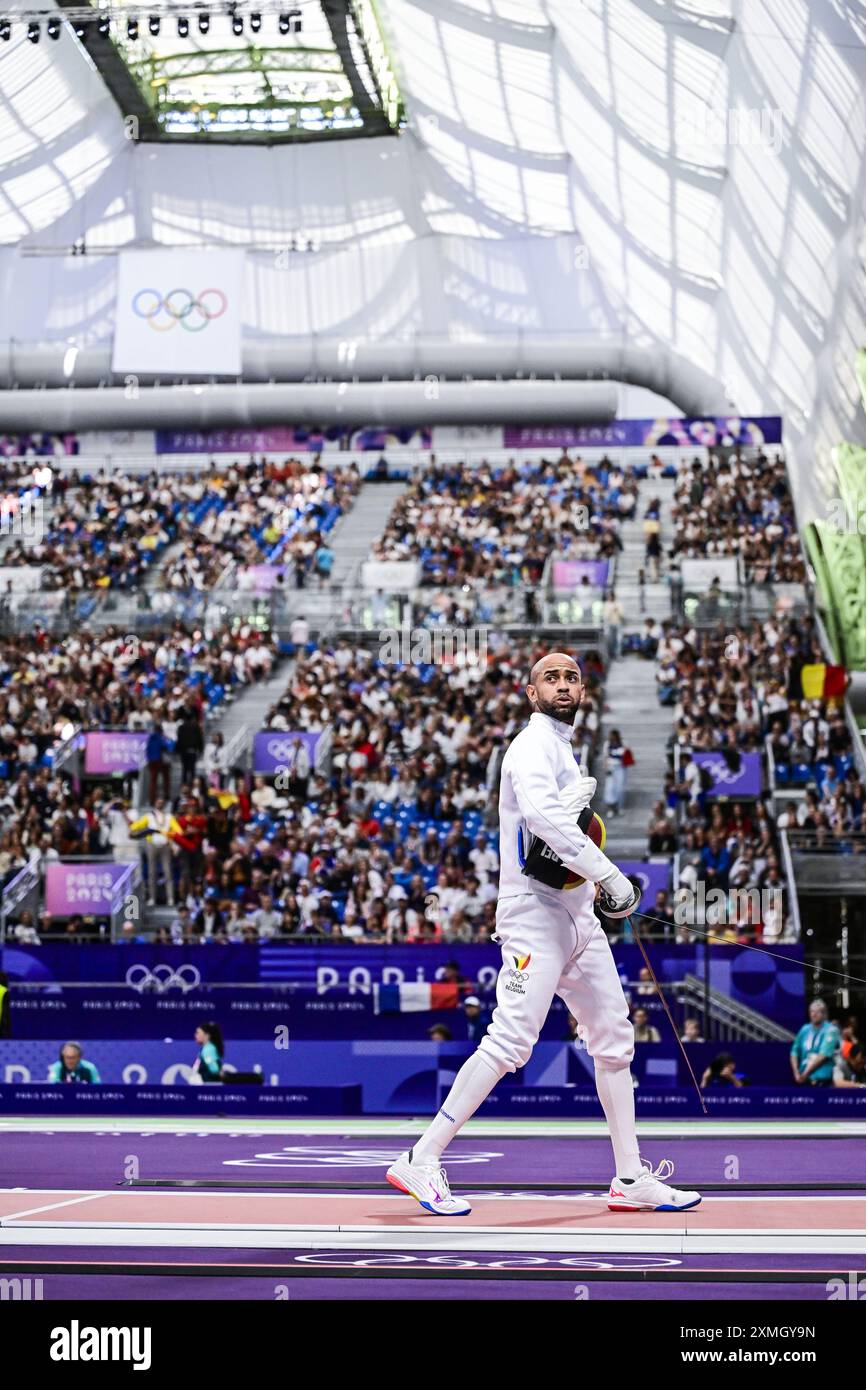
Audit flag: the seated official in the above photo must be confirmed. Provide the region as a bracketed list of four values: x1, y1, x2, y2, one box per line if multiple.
[48, 1041, 101, 1083]
[192, 1022, 224, 1083]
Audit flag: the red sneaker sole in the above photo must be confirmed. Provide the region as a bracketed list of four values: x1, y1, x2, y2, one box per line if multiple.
[386, 1173, 413, 1196]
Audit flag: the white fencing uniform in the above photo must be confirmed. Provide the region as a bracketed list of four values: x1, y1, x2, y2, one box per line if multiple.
[478, 710, 634, 1074]
[398, 710, 705, 1207]
[408, 707, 642, 1183]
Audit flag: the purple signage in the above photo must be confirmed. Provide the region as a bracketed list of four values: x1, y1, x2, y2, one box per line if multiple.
[617, 861, 670, 903]
[237, 565, 287, 594]
[84, 731, 149, 776]
[504, 417, 783, 450]
[691, 751, 763, 798]
[350, 426, 432, 451]
[551, 558, 610, 589]
[252, 730, 321, 775]
[155, 426, 433, 455]
[156, 428, 331, 455]
[44, 862, 131, 917]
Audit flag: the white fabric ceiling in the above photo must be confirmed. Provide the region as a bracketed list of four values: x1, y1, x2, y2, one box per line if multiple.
[0, 0, 864, 515]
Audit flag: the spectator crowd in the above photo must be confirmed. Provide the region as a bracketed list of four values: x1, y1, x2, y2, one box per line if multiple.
[370, 455, 643, 587]
[670, 450, 805, 583]
[646, 605, 857, 942]
[5, 634, 607, 945]
[1, 458, 358, 599]
[0, 622, 280, 932]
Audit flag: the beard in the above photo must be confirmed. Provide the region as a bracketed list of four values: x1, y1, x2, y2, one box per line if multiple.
[535, 689, 581, 726]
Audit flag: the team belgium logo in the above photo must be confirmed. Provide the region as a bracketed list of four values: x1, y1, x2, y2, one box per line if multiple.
[505, 952, 531, 995]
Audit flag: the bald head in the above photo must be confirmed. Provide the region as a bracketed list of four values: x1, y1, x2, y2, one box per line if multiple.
[529, 651, 579, 688]
[526, 652, 583, 726]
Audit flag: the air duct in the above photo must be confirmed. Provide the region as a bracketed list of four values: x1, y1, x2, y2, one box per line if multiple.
[0, 379, 619, 432]
[0, 336, 729, 416]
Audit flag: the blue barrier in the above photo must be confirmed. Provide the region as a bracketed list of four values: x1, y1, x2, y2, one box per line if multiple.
[4, 990, 800, 1067]
[0, 1082, 362, 1116]
[7, 986, 500, 1041]
[0, 1077, 860, 1118]
[472, 1085, 866, 1118]
[0, 942, 806, 1030]
[0, 1038, 799, 1110]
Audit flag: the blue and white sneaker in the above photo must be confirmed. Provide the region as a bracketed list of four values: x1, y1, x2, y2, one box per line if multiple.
[386, 1150, 472, 1215]
[608, 1158, 701, 1212]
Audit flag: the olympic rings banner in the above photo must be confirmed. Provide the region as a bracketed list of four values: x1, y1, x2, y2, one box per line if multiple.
[112, 250, 244, 376]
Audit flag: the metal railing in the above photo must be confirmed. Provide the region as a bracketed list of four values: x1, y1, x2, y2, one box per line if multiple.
[0, 582, 581, 638]
[786, 828, 866, 854]
[50, 727, 83, 775]
[676, 972, 796, 1043]
[212, 557, 238, 592]
[0, 589, 279, 636]
[544, 589, 606, 627]
[338, 585, 553, 630]
[110, 861, 143, 942]
[0, 445, 708, 480]
[844, 699, 866, 785]
[221, 724, 251, 772]
[681, 583, 809, 628]
[778, 830, 803, 939]
[764, 730, 778, 792]
[0, 855, 42, 941]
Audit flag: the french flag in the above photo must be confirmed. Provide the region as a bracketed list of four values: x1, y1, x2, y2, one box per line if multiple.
[373, 982, 461, 1014]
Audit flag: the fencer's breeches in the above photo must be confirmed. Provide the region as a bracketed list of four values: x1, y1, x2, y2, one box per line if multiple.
[478, 889, 635, 1074]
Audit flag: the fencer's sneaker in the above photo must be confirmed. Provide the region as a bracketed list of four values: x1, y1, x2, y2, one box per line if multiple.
[608, 1158, 701, 1212]
[386, 1150, 472, 1216]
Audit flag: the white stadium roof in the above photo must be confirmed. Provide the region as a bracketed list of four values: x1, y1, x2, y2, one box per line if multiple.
[0, 0, 864, 513]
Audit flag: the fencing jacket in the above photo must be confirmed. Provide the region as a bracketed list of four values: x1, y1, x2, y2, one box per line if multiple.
[498, 710, 619, 902]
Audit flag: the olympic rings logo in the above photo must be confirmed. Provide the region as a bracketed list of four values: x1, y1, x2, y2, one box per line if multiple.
[698, 757, 742, 786]
[131, 287, 228, 333]
[265, 738, 302, 762]
[125, 964, 202, 994]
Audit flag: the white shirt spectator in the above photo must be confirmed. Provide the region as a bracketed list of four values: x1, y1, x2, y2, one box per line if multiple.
[106, 807, 140, 863]
[252, 906, 282, 939]
[469, 844, 500, 880]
